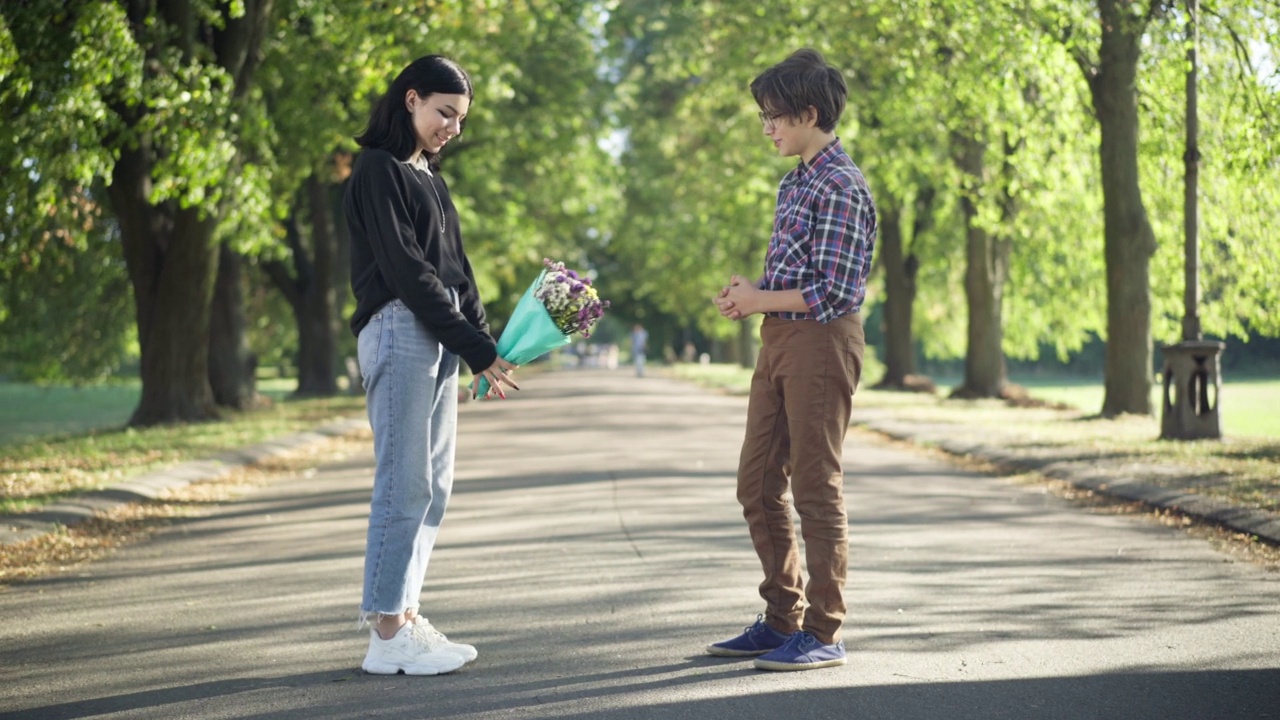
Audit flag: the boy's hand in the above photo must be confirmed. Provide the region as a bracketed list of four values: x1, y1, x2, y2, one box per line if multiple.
[716, 276, 810, 319]
[714, 275, 753, 320]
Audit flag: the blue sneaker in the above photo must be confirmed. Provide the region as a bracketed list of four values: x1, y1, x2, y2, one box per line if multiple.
[753, 631, 847, 671]
[706, 615, 791, 657]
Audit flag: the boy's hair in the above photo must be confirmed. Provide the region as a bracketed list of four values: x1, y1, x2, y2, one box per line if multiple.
[750, 49, 847, 133]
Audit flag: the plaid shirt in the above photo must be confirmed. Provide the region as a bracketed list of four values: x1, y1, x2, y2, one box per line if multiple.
[762, 139, 877, 323]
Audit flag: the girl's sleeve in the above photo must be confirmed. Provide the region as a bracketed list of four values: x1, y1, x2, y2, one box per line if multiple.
[350, 152, 497, 373]
[457, 253, 494, 343]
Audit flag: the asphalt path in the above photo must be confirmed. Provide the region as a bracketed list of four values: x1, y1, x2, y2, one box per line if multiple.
[1, 368, 1276, 719]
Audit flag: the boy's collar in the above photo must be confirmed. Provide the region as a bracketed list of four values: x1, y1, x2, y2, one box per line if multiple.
[798, 138, 842, 174]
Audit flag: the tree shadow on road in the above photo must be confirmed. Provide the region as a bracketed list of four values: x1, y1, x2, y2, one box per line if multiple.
[8, 665, 1274, 720]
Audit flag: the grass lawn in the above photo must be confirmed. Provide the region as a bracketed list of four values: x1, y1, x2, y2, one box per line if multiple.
[0, 383, 140, 446]
[0, 379, 365, 514]
[1006, 377, 1280, 440]
[664, 362, 1280, 514]
[0, 379, 313, 447]
[665, 364, 1280, 439]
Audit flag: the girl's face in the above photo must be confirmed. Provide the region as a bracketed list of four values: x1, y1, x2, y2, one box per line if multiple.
[406, 90, 470, 154]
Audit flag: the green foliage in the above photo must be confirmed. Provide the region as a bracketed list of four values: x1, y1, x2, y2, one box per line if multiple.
[0, 191, 135, 383]
[0, 3, 138, 381]
[248, 0, 620, 332]
[244, 264, 299, 372]
[1, 0, 1277, 393]
[602, 0, 1115, 363]
[432, 0, 621, 321]
[1137, 4, 1280, 341]
[0, 0, 282, 388]
[601, 0, 1277, 367]
[603, 0, 795, 341]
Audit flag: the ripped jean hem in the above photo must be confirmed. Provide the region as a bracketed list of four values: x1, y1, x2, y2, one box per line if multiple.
[357, 606, 420, 631]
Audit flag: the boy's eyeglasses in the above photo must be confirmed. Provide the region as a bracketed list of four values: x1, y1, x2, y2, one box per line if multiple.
[758, 111, 789, 129]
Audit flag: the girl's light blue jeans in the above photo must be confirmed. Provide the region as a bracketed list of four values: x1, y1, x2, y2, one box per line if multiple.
[356, 298, 460, 621]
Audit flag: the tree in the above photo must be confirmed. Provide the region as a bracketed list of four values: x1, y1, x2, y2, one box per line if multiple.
[433, 0, 620, 318]
[1088, 0, 1162, 415]
[604, 1, 821, 364]
[262, 173, 345, 396]
[1022, 0, 1171, 415]
[1027, 0, 1280, 414]
[874, 187, 935, 388]
[0, 0, 277, 424]
[0, 183, 135, 383]
[828, 2, 951, 389]
[0, 6, 142, 384]
[250, 0, 374, 398]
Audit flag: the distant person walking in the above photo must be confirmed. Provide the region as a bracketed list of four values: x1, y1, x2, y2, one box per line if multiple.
[630, 324, 649, 377]
[345, 54, 519, 676]
[711, 49, 876, 671]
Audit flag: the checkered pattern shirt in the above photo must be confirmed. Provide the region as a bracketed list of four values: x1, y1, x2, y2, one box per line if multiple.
[762, 139, 877, 323]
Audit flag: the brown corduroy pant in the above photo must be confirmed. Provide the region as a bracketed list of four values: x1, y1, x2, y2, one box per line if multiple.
[735, 313, 864, 645]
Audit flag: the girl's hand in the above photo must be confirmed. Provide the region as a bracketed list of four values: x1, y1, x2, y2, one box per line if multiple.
[472, 358, 520, 400]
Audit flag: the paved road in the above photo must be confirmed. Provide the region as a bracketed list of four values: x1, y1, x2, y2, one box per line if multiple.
[1, 369, 1276, 720]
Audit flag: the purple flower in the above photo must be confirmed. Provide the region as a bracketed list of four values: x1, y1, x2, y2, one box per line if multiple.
[534, 257, 607, 336]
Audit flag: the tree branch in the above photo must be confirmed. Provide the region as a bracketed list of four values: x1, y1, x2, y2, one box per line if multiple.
[262, 214, 307, 308]
[213, 0, 275, 96]
[1203, 2, 1269, 118]
[1146, 0, 1173, 24]
[1010, 1, 1096, 79]
[262, 257, 300, 309]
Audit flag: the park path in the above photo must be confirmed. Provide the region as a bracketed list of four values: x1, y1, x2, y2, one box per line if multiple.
[0, 368, 1276, 720]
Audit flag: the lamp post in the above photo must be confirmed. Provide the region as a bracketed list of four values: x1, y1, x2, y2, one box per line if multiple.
[1160, 0, 1226, 440]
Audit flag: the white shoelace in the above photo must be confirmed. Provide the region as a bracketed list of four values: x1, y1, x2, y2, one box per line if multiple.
[408, 618, 450, 650]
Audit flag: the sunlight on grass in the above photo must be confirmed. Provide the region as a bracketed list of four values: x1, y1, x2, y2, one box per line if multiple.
[1, 383, 365, 514]
[665, 363, 755, 395]
[1014, 378, 1280, 439]
[660, 362, 1280, 513]
[0, 382, 141, 446]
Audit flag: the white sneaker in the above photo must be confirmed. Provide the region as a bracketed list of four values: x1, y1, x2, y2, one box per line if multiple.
[410, 616, 478, 663]
[361, 621, 467, 675]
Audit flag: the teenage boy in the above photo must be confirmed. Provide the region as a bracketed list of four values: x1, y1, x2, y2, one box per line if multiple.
[710, 49, 876, 671]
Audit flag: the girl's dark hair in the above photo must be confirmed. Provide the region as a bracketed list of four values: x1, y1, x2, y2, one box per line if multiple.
[750, 48, 847, 133]
[355, 55, 473, 168]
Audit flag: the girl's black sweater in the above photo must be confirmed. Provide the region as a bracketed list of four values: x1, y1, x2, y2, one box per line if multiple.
[345, 148, 497, 374]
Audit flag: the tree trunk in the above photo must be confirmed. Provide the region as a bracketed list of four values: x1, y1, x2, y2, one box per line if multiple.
[331, 172, 357, 393]
[209, 243, 259, 409]
[110, 144, 220, 426]
[295, 174, 339, 396]
[103, 0, 275, 426]
[952, 134, 1009, 399]
[1090, 0, 1157, 416]
[264, 174, 344, 397]
[709, 337, 728, 364]
[205, 0, 274, 408]
[876, 194, 920, 388]
[331, 168, 353, 328]
[737, 319, 758, 370]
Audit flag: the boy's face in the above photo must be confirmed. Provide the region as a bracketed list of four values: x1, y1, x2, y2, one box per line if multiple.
[760, 106, 816, 159]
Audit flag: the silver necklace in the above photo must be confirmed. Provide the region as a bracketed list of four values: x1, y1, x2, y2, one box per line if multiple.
[410, 161, 447, 234]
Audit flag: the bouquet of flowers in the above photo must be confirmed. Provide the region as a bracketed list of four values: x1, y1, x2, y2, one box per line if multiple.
[476, 258, 609, 398]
